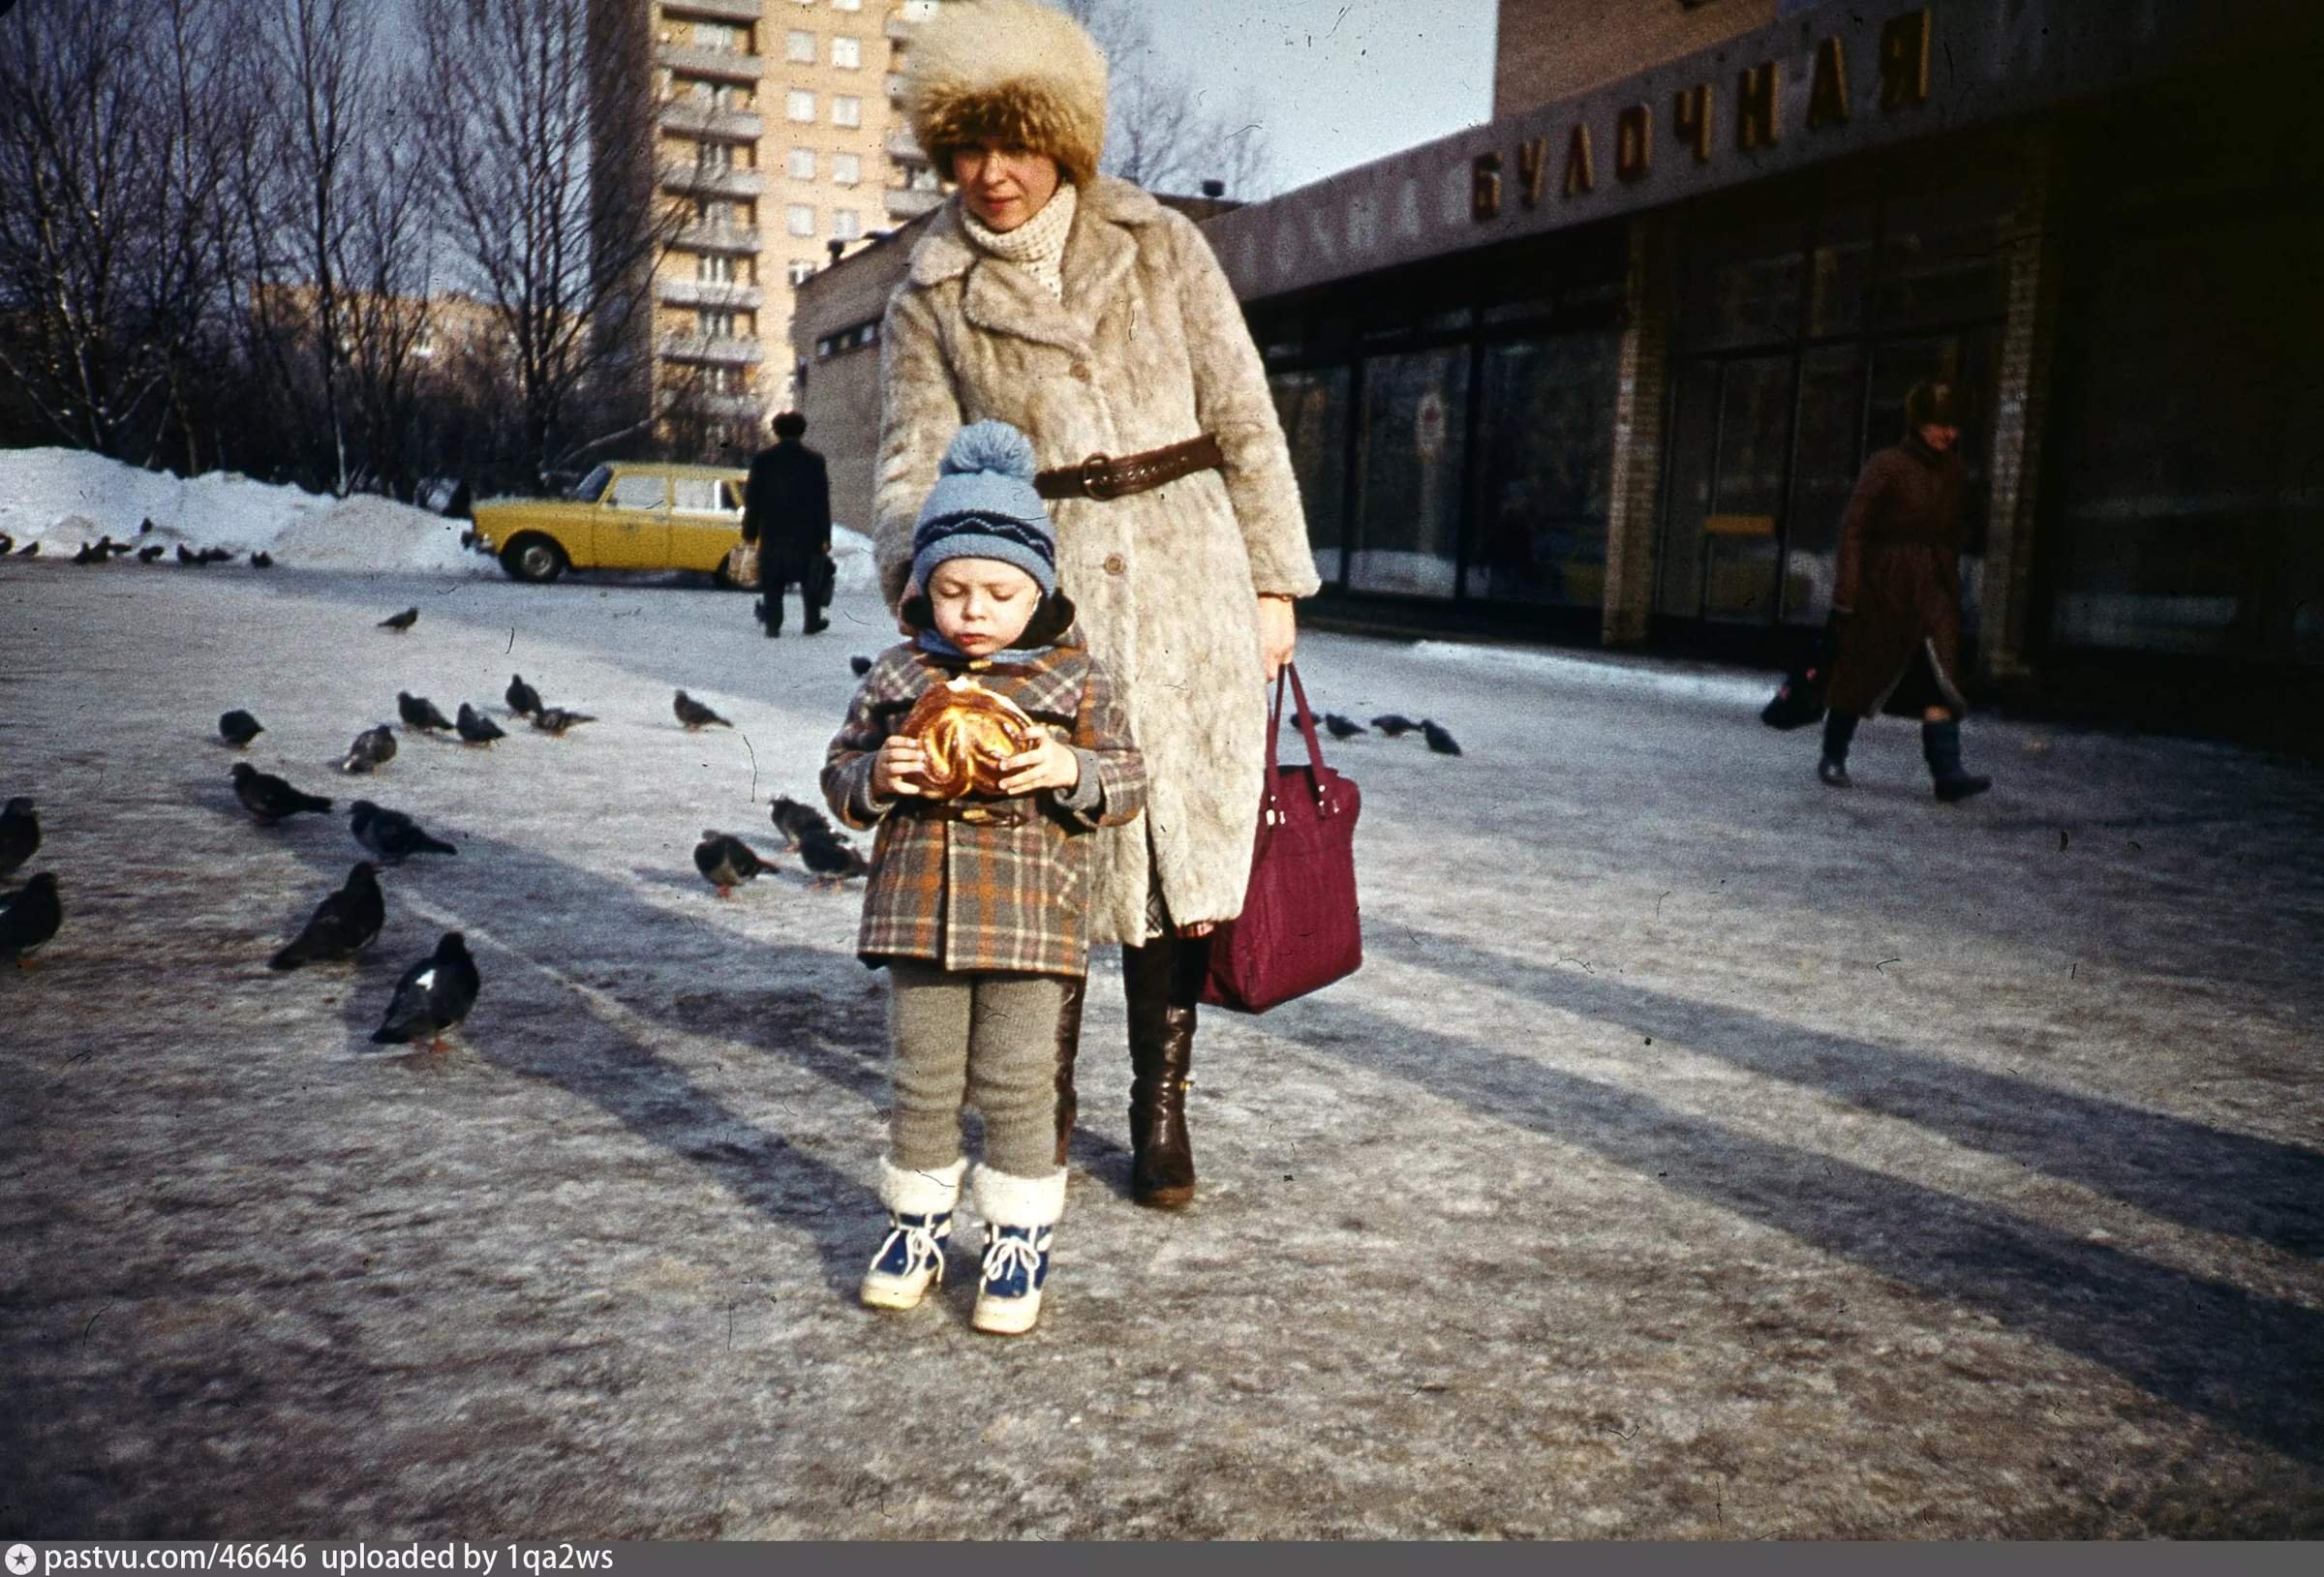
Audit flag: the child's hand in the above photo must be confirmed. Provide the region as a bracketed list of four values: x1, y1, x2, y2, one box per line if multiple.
[996, 734, 1081, 798]
[872, 736, 933, 798]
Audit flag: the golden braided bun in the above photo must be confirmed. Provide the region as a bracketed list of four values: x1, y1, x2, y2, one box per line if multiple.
[902, 674, 1042, 800]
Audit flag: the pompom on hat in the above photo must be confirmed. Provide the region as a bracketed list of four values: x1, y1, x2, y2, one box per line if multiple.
[910, 420, 1057, 597]
[904, 0, 1109, 189]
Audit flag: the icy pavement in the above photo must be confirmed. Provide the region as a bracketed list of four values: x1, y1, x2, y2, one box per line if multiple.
[2, 556, 2320, 1538]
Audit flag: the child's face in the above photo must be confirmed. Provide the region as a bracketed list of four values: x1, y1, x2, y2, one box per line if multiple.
[928, 557, 1041, 656]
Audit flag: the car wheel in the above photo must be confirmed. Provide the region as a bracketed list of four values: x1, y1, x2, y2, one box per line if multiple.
[502, 535, 568, 584]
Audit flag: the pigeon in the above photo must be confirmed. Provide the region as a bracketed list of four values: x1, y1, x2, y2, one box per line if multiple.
[176, 543, 199, 566]
[1322, 713, 1366, 741]
[349, 801, 457, 864]
[379, 606, 419, 632]
[530, 706, 595, 736]
[199, 547, 234, 564]
[268, 861, 385, 970]
[454, 704, 505, 745]
[341, 724, 397, 774]
[1370, 714, 1422, 738]
[71, 541, 103, 565]
[0, 533, 13, 555]
[15, 542, 38, 558]
[1421, 720, 1462, 757]
[0, 797, 40, 880]
[230, 763, 334, 824]
[799, 828, 870, 889]
[693, 830, 770, 897]
[849, 654, 873, 678]
[250, 551, 274, 569]
[105, 536, 135, 558]
[369, 931, 480, 1051]
[768, 795, 837, 851]
[137, 543, 165, 562]
[505, 674, 542, 717]
[673, 689, 732, 731]
[0, 872, 63, 965]
[397, 691, 455, 733]
[138, 518, 157, 534]
[218, 710, 264, 748]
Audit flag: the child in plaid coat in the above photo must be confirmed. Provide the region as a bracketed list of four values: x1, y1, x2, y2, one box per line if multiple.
[823, 421, 1145, 1334]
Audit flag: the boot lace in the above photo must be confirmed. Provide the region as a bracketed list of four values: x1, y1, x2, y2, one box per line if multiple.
[876, 1219, 947, 1282]
[981, 1231, 1045, 1291]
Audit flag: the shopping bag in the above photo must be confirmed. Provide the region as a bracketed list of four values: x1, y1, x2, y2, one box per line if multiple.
[722, 538, 761, 590]
[1201, 663, 1362, 1014]
[1760, 629, 1833, 730]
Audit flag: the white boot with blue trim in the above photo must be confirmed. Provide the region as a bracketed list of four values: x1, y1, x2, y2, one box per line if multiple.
[969, 1165, 1067, 1336]
[860, 1156, 965, 1311]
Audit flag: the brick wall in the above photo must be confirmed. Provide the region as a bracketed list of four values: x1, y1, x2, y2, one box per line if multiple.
[1602, 215, 1673, 647]
[1493, 0, 1774, 119]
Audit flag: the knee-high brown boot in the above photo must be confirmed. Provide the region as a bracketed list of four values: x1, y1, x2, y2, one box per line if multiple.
[1121, 930, 1209, 1208]
[1053, 974, 1086, 1168]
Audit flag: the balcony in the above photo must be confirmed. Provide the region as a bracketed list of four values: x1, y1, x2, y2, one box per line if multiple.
[884, 186, 942, 221]
[885, 127, 926, 162]
[887, 15, 914, 44]
[675, 223, 762, 256]
[657, 43, 761, 83]
[659, 162, 764, 200]
[662, 0, 761, 22]
[658, 99, 763, 141]
[685, 393, 766, 421]
[659, 334, 764, 367]
[658, 278, 765, 311]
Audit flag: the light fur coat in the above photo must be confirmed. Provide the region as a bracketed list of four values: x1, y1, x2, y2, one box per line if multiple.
[874, 177, 1321, 944]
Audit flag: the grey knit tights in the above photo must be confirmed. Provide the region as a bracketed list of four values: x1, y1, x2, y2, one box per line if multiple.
[886, 961, 1070, 1179]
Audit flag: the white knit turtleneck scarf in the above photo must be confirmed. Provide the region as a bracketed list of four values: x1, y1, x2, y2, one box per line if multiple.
[962, 181, 1078, 299]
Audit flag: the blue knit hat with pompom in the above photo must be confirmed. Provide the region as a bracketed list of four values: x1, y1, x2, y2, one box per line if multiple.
[909, 420, 1056, 596]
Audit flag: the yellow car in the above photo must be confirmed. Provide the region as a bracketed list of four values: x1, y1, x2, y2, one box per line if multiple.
[473, 461, 752, 585]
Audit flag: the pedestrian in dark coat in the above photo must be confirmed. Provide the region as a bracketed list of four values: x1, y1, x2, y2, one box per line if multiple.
[1818, 380, 1992, 802]
[743, 410, 832, 637]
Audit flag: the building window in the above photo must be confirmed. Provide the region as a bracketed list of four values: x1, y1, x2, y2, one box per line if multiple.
[785, 203, 816, 237]
[831, 152, 860, 187]
[832, 94, 862, 128]
[833, 0, 860, 10]
[831, 36, 861, 69]
[696, 198, 735, 227]
[700, 310, 738, 339]
[785, 89, 815, 123]
[693, 21, 742, 52]
[786, 147, 815, 180]
[787, 258, 817, 287]
[832, 208, 861, 240]
[905, 163, 941, 192]
[697, 253, 735, 283]
[695, 140, 734, 170]
[784, 29, 814, 63]
[902, 0, 939, 18]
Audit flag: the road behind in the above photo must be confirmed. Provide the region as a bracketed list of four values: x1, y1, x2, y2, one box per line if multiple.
[3, 561, 2320, 1537]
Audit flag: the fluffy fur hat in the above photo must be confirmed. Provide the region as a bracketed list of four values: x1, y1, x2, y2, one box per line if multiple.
[904, 0, 1109, 189]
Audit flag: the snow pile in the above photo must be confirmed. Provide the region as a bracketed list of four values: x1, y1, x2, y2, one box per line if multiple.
[830, 525, 877, 593]
[1410, 638, 1775, 707]
[0, 446, 489, 575]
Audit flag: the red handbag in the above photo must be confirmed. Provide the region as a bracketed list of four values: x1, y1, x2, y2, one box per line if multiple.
[1200, 662, 1363, 1014]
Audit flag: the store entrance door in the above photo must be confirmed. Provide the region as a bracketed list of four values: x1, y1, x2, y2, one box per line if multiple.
[1657, 354, 1793, 629]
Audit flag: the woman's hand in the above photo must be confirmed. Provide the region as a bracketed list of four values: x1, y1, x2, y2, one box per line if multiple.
[1257, 593, 1298, 681]
[996, 733, 1081, 798]
[872, 736, 933, 798]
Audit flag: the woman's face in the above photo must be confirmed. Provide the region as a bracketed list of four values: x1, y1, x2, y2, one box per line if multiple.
[928, 557, 1042, 656]
[951, 138, 1061, 233]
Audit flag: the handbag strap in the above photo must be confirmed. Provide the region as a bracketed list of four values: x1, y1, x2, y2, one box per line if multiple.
[1265, 662, 1331, 806]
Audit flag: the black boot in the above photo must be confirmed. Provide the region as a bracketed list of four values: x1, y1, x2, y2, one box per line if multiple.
[758, 593, 780, 638]
[1052, 974, 1086, 1168]
[1818, 712, 1857, 787]
[1121, 930, 1208, 1208]
[1923, 718, 1991, 803]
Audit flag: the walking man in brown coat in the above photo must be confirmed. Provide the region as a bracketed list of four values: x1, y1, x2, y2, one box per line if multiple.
[1817, 380, 1992, 802]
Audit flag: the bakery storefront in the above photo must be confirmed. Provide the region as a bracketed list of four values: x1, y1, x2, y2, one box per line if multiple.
[1210, 0, 2323, 712]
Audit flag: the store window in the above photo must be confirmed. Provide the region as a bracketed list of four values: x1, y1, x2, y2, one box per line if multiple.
[1469, 331, 1619, 606]
[1351, 348, 1466, 596]
[1268, 368, 1349, 586]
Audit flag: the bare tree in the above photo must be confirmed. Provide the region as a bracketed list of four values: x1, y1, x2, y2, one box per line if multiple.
[410, 0, 684, 489]
[1057, 0, 1273, 198]
[0, 0, 234, 461]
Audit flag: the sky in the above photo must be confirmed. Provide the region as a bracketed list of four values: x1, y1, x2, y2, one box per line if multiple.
[1133, 0, 1500, 197]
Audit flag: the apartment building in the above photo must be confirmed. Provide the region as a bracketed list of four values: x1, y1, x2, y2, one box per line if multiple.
[598, 0, 946, 455]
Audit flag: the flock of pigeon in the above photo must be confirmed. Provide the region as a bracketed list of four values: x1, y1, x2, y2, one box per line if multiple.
[0, 601, 872, 1056]
[0, 518, 275, 568]
[1299, 711, 1463, 756]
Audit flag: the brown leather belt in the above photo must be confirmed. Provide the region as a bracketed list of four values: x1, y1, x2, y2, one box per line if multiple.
[1033, 434, 1224, 501]
[904, 798, 1036, 826]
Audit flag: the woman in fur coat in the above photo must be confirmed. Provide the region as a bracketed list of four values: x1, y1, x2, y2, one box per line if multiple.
[875, 0, 1321, 1207]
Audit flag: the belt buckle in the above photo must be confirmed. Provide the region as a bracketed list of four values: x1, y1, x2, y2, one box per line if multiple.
[959, 804, 996, 825]
[1077, 452, 1118, 501]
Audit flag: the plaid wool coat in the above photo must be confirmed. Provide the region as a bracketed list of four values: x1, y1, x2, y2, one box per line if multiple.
[821, 631, 1147, 977]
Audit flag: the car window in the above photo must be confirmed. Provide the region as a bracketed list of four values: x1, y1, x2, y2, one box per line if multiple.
[573, 464, 612, 502]
[608, 472, 668, 510]
[673, 477, 729, 514]
[719, 480, 743, 511]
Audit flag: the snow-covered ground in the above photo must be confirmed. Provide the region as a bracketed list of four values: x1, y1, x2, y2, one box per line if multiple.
[2, 547, 2321, 1538]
